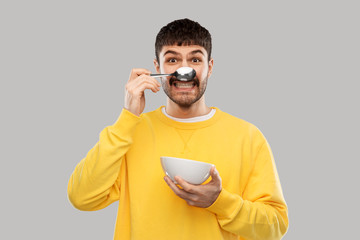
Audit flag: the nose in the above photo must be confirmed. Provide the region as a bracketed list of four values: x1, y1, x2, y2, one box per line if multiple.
[180, 60, 189, 68]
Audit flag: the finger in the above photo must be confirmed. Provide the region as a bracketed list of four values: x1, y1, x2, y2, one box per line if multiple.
[164, 176, 191, 200]
[174, 176, 196, 193]
[136, 81, 160, 93]
[147, 76, 162, 88]
[129, 77, 160, 93]
[127, 82, 159, 95]
[134, 75, 161, 89]
[129, 68, 152, 81]
[164, 176, 184, 195]
[149, 76, 162, 87]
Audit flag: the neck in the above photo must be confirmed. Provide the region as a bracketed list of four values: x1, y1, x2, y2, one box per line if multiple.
[165, 96, 211, 118]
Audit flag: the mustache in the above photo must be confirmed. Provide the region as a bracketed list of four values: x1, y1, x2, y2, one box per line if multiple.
[169, 77, 199, 86]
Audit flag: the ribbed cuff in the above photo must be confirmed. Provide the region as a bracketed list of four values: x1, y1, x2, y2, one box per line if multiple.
[206, 188, 244, 218]
[110, 108, 142, 135]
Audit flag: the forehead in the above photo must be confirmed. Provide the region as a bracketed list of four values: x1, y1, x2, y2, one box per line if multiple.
[159, 45, 208, 58]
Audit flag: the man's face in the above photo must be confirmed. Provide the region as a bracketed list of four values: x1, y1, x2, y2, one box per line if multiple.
[154, 45, 213, 108]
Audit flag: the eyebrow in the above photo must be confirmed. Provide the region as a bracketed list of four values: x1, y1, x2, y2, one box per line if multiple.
[189, 50, 205, 56]
[163, 49, 206, 57]
[163, 50, 180, 56]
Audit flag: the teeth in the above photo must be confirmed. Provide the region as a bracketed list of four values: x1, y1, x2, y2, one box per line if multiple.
[174, 82, 194, 88]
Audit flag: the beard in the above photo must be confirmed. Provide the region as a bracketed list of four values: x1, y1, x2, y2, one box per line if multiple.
[161, 75, 208, 108]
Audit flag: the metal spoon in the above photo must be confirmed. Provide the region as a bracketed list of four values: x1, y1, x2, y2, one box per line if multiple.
[150, 67, 196, 81]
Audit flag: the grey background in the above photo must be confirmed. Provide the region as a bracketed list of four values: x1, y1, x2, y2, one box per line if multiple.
[1, 0, 359, 239]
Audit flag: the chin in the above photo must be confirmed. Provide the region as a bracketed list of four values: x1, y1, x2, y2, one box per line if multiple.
[171, 95, 202, 107]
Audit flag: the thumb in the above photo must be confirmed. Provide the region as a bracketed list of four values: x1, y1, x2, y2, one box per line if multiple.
[210, 166, 221, 184]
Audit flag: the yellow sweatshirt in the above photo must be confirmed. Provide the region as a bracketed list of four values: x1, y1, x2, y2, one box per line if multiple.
[68, 106, 289, 240]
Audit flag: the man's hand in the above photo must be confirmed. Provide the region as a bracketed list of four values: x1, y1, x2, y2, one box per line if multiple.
[124, 68, 161, 116]
[164, 166, 222, 208]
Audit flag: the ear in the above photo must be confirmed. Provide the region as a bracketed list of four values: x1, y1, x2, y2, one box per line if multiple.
[207, 58, 214, 78]
[154, 59, 160, 73]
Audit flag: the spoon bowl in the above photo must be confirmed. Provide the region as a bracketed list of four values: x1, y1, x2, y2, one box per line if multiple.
[150, 67, 196, 81]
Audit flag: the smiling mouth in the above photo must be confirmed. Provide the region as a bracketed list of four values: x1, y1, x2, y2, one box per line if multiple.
[170, 77, 199, 88]
[173, 81, 196, 89]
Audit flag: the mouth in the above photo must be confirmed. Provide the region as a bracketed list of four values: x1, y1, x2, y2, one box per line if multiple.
[169, 77, 199, 89]
[173, 81, 196, 89]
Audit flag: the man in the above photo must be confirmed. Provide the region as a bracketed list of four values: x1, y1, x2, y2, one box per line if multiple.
[68, 18, 289, 240]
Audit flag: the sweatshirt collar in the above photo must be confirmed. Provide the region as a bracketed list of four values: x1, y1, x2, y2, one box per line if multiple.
[155, 106, 223, 130]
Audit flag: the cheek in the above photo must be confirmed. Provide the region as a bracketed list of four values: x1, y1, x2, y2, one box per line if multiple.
[195, 68, 207, 80]
[161, 65, 178, 74]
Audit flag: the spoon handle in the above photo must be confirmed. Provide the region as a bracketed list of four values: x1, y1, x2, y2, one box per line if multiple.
[150, 73, 173, 78]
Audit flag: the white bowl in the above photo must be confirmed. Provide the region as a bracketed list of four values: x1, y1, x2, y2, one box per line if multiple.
[160, 156, 214, 185]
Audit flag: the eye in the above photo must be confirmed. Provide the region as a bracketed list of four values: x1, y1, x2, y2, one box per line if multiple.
[192, 58, 201, 63]
[168, 58, 177, 63]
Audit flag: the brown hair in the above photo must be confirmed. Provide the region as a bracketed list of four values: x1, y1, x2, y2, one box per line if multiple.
[155, 18, 212, 62]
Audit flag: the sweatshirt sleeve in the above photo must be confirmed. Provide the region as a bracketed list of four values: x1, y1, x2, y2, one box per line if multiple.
[206, 138, 289, 240]
[67, 108, 141, 211]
